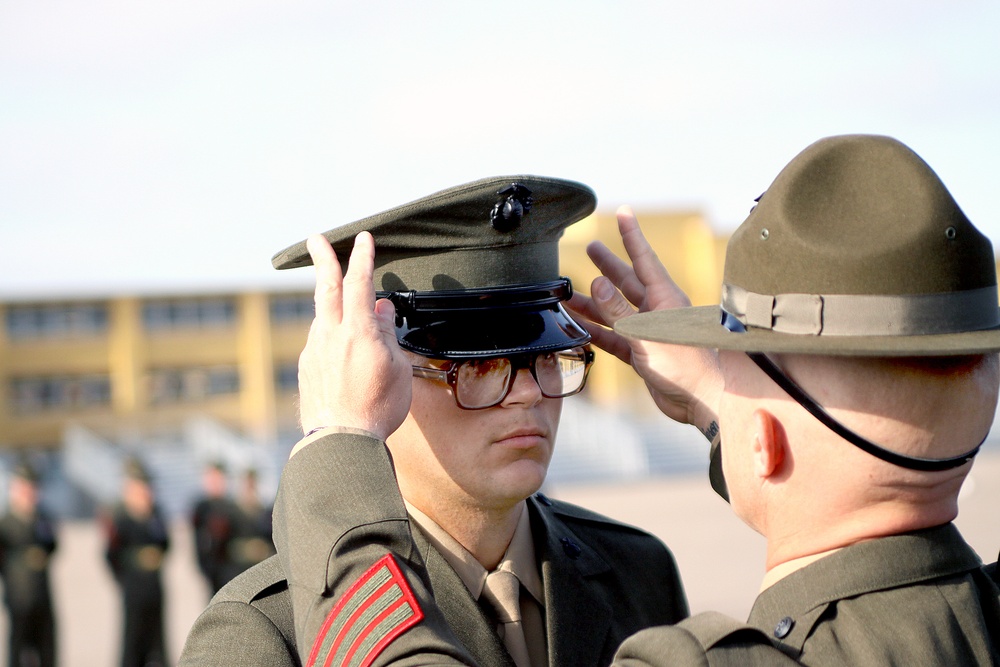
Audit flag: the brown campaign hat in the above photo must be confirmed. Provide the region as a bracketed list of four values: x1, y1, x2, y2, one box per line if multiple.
[273, 175, 596, 358]
[617, 134, 1000, 356]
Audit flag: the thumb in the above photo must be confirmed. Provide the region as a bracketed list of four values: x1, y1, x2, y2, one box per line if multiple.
[374, 299, 399, 342]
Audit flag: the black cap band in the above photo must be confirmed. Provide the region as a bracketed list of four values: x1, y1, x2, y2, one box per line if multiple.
[377, 278, 571, 313]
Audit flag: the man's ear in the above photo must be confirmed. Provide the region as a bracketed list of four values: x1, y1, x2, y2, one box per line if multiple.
[751, 409, 785, 479]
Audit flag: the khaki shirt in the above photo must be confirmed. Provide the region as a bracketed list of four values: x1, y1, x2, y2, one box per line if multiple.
[406, 501, 547, 667]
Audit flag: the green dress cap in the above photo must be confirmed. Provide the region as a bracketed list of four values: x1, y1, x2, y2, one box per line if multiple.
[618, 134, 1000, 356]
[272, 175, 596, 358]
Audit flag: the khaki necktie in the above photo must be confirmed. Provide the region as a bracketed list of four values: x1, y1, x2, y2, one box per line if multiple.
[481, 569, 532, 667]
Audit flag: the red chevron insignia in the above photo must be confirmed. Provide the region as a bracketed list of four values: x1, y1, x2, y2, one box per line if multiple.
[306, 554, 424, 667]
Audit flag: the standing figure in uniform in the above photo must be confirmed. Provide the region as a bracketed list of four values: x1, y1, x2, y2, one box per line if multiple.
[103, 457, 171, 667]
[190, 461, 240, 594]
[226, 468, 275, 580]
[180, 176, 688, 667]
[573, 134, 1000, 664]
[0, 461, 57, 667]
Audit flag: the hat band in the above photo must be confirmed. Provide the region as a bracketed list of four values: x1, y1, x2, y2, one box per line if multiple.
[721, 284, 1000, 336]
[378, 279, 572, 314]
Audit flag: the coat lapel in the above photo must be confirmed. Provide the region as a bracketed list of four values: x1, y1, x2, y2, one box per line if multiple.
[528, 497, 614, 667]
[412, 525, 515, 667]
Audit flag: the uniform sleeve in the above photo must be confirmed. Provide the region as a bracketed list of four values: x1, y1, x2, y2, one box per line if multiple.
[101, 510, 124, 578]
[38, 511, 58, 554]
[158, 508, 171, 552]
[179, 600, 299, 667]
[272, 433, 476, 667]
[644, 534, 688, 623]
[0, 520, 8, 570]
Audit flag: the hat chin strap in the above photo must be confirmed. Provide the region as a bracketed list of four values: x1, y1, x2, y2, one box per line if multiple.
[746, 351, 982, 472]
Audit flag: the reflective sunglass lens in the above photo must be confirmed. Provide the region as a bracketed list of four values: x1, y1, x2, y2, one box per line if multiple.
[446, 347, 591, 409]
[539, 350, 587, 397]
[455, 358, 512, 409]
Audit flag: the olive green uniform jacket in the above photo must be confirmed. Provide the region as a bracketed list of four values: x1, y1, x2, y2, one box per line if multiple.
[267, 434, 1000, 667]
[614, 522, 1000, 665]
[180, 432, 688, 667]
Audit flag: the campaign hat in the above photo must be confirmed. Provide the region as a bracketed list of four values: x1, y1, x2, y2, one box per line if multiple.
[617, 134, 1000, 356]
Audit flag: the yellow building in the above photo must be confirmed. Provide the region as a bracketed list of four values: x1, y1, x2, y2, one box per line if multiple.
[0, 210, 727, 453]
[0, 291, 310, 451]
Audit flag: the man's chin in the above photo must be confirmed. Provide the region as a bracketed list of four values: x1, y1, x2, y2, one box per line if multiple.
[495, 461, 549, 501]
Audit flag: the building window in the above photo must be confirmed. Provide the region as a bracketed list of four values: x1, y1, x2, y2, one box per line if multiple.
[270, 294, 313, 323]
[9, 375, 112, 413]
[5, 303, 109, 339]
[148, 366, 240, 404]
[142, 298, 236, 331]
[275, 362, 299, 392]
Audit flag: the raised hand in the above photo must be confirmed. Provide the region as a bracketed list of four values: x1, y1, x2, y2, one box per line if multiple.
[568, 206, 722, 435]
[296, 232, 412, 442]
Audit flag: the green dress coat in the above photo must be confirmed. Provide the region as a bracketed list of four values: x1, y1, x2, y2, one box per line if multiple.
[180, 433, 688, 667]
[614, 523, 1000, 665]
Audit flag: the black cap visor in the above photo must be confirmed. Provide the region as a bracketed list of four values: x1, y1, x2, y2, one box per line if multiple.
[380, 280, 591, 358]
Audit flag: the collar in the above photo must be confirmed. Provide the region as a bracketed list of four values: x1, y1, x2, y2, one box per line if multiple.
[749, 523, 983, 646]
[759, 548, 843, 592]
[404, 500, 544, 606]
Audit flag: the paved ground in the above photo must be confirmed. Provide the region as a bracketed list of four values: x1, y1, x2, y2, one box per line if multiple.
[2, 452, 998, 667]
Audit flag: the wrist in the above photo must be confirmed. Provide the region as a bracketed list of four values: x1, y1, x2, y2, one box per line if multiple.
[691, 361, 723, 441]
[699, 419, 720, 445]
[290, 425, 385, 459]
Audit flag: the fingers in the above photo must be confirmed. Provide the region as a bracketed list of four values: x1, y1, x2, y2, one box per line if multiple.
[590, 275, 639, 324]
[569, 277, 636, 326]
[296, 231, 411, 442]
[567, 280, 638, 366]
[577, 319, 636, 367]
[580, 205, 663, 308]
[616, 205, 692, 310]
[308, 234, 344, 324]
[341, 231, 377, 328]
[584, 240, 647, 309]
[566, 291, 604, 327]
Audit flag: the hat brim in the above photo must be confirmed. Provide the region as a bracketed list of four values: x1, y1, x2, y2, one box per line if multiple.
[616, 305, 1000, 356]
[399, 302, 591, 358]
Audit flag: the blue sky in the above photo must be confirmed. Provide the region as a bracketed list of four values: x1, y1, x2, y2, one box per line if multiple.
[2, 1, 998, 297]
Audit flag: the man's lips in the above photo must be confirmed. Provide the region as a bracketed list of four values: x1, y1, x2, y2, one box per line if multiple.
[494, 428, 548, 447]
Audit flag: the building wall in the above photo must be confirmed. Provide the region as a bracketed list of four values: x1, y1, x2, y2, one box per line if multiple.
[0, 210, 726, 451]
[0, 292, 313, 450]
